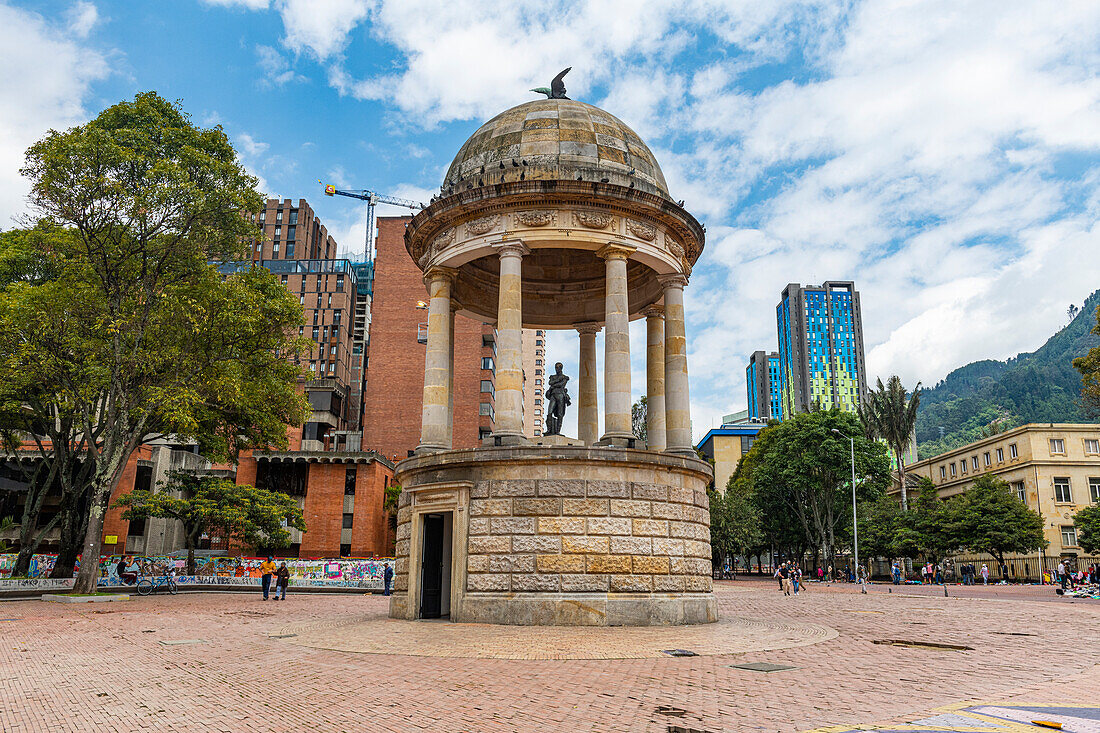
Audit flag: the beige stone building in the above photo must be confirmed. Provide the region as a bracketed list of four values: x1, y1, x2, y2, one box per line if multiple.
[903, 424, 1100, 578]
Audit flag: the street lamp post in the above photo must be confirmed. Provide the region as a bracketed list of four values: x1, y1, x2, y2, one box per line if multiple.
[832, 428, 859, 574]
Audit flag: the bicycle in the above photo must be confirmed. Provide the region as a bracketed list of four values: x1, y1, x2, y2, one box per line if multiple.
[136, 575, 178, 596]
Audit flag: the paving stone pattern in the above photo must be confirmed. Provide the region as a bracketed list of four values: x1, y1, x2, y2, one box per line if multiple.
[0, 580, 1097, 732]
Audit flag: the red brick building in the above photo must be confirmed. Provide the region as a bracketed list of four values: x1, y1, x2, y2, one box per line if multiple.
[360, 216, 496, 461]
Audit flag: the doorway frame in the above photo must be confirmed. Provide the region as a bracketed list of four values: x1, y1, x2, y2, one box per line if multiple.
[404, 481, 470, 621]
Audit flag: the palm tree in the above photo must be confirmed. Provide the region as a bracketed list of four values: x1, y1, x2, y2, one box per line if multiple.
[859, 376, 921, 510]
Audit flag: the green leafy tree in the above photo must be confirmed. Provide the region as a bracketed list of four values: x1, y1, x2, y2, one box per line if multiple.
[901, 478, 961, 563]
[114, 470, 306, 574]
[859, 375, 921, 510]
[858, 494, 906, 560]
[742, 409, 891, 570]
[953, 475, 1047, 569]
[5, 92, 310, 593]
[1072, 503, 1100, 555]
[1075, 302, 1100, 417]
[709, 477, 762, 573]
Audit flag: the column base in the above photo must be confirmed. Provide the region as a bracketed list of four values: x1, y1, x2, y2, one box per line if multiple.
[415, 443, 450, 455]
[596, 433, 639, 449]
[663, 447, 697, 458]
[483, 432, 529, 447]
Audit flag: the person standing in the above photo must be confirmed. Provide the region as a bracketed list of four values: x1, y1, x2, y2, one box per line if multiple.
[816, 566, 824, 583]
[779, 563, 792, 596]
[1057, 560, 1067, 590]
[274, 562, 290, 600]
[259, 556, 277, 600]
[980, 563, 989, 585]
[383, 562, 394, 596]
[857, 564, 868, 594]
[891, 562, 901, 585]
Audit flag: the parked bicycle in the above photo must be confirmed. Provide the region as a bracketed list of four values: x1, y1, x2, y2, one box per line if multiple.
[136, 575, 178, 596]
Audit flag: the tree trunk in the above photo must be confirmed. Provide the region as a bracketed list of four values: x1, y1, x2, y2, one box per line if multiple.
[186, 538, 197, 576]
[48, 495, 89, 579]
[897, 454, 908, 511]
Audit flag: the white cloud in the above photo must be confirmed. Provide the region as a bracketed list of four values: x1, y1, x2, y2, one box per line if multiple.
[256, 44, 306, 86]
[277, 0, 370, 62]
[65, 1, 98, 38]
[0, 2, 110, 227]
[200, 0, 271, 10]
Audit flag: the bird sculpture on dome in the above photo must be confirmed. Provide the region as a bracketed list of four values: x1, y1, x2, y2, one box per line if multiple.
[530, 67, 571, 99]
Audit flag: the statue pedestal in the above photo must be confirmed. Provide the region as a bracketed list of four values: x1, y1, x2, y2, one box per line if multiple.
[534, 434, 584, 447]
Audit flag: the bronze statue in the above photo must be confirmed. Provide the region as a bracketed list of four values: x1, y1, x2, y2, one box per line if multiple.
[531, 68, 571, 100]
[543, 362, 571, 435]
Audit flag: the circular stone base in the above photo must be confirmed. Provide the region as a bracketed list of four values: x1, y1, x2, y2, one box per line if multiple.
[395, 592, 717, 626]
[390, 445, 716, 626]
[274, 606, 837, 660]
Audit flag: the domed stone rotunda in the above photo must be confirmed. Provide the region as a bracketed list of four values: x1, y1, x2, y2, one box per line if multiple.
[389, 90, 715, 626]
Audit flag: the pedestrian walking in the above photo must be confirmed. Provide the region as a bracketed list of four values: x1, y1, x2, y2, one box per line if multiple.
[779, 563, 792, 596]
[980, 563, 989, 585]
[857, 564, 868, 594]
[891, 562, 901, 585]
[383, 562, 394, 596]
[274, 562, 290, 600]
[260, 556, 277, 600]
[816, 566, 824, 583]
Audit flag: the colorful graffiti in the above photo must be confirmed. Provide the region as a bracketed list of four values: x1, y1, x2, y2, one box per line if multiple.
[0, 554, 396, 591]
[810, 701, 1100, 732]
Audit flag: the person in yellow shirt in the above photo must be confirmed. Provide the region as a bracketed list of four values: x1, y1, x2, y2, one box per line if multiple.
[259, 556, 277, 600]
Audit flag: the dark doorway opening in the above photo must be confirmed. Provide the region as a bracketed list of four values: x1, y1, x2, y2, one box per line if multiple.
[419, 512, 451, 619]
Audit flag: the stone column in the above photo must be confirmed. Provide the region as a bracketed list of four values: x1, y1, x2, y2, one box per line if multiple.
[417, 267, 457, 453]
[661, 274, 693, 455]
[575, 322, 601, 445]
[643, 306, 666, 451]
[596, 243, 637, 445]
[491, 241, 529, 444]
[446, 304, 457, 448]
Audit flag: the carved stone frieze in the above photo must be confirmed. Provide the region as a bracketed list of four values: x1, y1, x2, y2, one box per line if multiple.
[665, 235, 685, 258]
[419, 227, 455, 266]
[626, 219, 656, 241]
[573, 211, 615, 229]
[515, 210, 555, 227]
[466, 214, 500, 236]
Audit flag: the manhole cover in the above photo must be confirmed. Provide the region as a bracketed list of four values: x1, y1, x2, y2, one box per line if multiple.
[158, 639, 206, 646]
[872, 639, 973, 651]
[660, 649, 698, 657]
[728, 661, 798, 672]
[268, 633, 298, 639]
[656, 706, 687, 717]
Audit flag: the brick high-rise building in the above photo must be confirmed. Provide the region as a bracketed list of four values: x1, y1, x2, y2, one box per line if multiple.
[360, 216, 496, 461]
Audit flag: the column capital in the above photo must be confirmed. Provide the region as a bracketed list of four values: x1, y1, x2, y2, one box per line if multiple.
[658, 273, 688, 289]
[595, 242, 637, 261]
[423, 265, 458, 287]
[493, 239, 530, 258]
[575, 321, 602, 336]
[641, 305, 665, 319]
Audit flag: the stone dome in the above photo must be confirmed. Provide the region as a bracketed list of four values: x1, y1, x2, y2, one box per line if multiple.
[443, 99, 670, 199]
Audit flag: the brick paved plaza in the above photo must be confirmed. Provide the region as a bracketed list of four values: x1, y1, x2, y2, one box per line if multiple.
[2, 579, 1097, 732]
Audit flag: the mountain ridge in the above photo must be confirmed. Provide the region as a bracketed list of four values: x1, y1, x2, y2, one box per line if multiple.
[915, 288, 1100, 459]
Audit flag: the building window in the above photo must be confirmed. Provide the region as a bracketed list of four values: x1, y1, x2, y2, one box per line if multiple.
[340, 543, 351, 557]
[281, 274, 288, 285]
[983, 452, 991, 467]
[1054, 477, 1072, 503]
[1009, 443, 1018, 459]
[1089, 477, 1100, 502]
[1050, 438, 1065, 454]
[996, 447, 1004, 462]
[960, 460, 967, 475]
[1013, 482, 1026, 504]
[1061, 525, 1078, 547]
[950, 463, 957, 477]
[480, 380, 494, 395]
[259, 210, 266, 222]
[274, 225, 281, 238]
[971, 456, 979, 471]
[286, 242, 295, 258]
[940, 466, 946, 479]
[481, 356, 494, 370]
[1085, 439, 1099, 455]
[286, 226, 296, 241]
[289, 209, 298, 225]
[336, 274, 344, 292]
[479, 402, 494, 419]
[345, 466, 357, 495]
[276, 210, 283, 223]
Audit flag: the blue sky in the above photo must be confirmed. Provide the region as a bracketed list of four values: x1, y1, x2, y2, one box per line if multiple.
[3, 0, 1099, 439]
